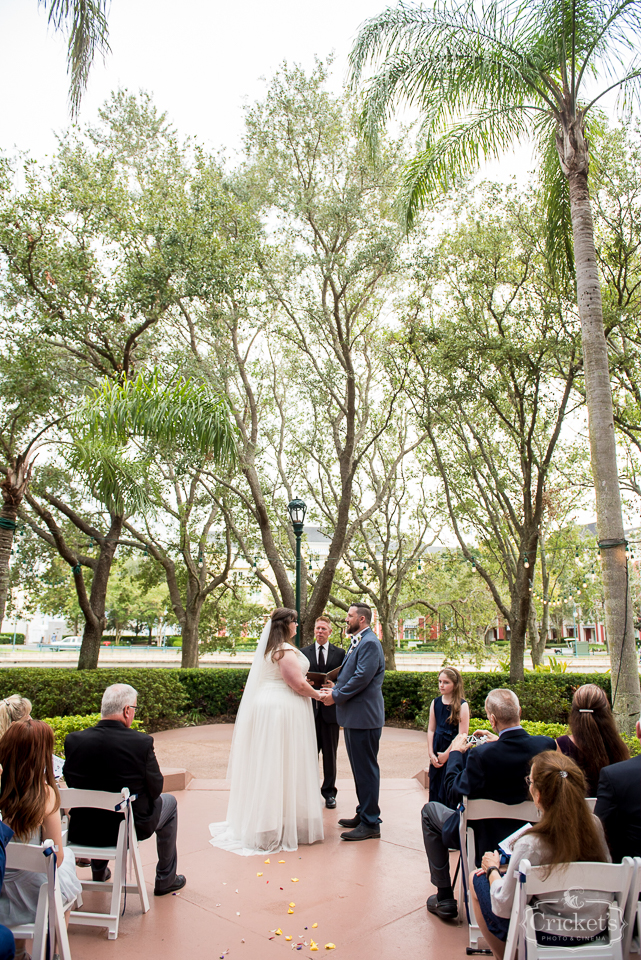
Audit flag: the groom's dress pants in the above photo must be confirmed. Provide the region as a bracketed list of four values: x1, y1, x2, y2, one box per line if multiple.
[343, 726, 382, 828]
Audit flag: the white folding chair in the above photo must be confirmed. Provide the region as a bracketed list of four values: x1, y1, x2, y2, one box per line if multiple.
[503, 857, 634, 960]
[458, 797, 540, 955]
[59, 787, 150, 940]
[622, 856, 641, 959]
[5, 837, 74, 960]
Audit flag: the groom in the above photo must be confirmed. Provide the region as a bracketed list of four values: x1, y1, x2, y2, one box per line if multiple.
[319, 602, 385, 841]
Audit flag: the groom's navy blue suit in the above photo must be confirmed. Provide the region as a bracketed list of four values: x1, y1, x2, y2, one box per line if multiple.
[332, 626, 385, 829]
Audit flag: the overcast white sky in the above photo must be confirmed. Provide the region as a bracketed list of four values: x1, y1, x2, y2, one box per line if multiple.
[0, 0, 535, 179]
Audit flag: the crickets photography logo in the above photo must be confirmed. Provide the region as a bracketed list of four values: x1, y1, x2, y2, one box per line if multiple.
[520, 887, 626, 945]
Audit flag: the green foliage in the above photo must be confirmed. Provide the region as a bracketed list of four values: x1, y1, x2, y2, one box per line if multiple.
[0, 669, 187, 730]
[381, 671, 426, 721]
[0, 633, 25, 644]
[176, 668, 249, 719]
[43, 713, 143, 757]
[468, 717, 567, 739]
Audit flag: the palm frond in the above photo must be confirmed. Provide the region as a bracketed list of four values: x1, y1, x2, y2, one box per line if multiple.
[38, 0, 110, 117]
[535, 118, 575, 289]
[86, 370, 238, 467]
[400, 104, 536, 227]
[68, 437, 160, 516]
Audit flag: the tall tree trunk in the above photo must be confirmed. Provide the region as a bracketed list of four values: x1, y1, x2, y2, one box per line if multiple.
[77, 514, 124, 669]
[566, 157, 641, 732]
[529, 599, 546, 667]
[0, 504, 17, 629]
[380, 618, 397, 671]
[0, 453, 34, 626]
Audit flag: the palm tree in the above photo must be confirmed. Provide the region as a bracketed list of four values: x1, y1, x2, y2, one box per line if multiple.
[39, 0, 110, 116]
[350, 0, 641, 728]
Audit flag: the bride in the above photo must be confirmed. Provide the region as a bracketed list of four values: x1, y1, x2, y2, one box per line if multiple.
[209, 607, 325, 856]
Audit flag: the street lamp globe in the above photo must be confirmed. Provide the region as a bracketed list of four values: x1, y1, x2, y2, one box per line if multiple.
[287, 498, 307, 528]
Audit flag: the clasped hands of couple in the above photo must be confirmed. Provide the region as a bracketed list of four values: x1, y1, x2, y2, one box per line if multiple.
[317, 680, 335, 704]
[429, 727, 499, 769]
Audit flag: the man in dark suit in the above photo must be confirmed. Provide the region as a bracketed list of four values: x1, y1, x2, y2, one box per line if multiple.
[301, 615, 346, 809]
[595, 713, 641, 862]
[422, 688, 556, 921]
[319, 602, 386, 841]
[63, 682, 186, 896]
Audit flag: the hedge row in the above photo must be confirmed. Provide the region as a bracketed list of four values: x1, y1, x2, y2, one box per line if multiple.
[44, 713, 144, 756]
[0, 668, 617, 731]
[0, 634, 25, 645]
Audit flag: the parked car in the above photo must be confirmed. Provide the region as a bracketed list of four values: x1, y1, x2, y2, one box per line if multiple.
[49, 635, 83, 650]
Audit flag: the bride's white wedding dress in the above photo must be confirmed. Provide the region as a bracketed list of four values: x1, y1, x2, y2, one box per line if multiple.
[209, 637, 324, 856]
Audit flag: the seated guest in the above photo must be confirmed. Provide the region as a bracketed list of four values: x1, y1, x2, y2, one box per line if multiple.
[0, 720, 81, 960]
[63, 683, 186, 895]
[422, 688, 556, 921]
[557, 684, 628, 796]
[0, 698, 31, 740]
[471, 751, 612, 959]
[0, 817, 15, 960]
[595, 709, 641, 862]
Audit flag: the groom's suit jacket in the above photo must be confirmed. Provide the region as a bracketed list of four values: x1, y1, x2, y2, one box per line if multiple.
[332, 626, 385, 730]
[301, 641, 345, 725]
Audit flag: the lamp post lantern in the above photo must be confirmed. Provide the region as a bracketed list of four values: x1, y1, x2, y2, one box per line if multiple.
[287, 498, 307, 647]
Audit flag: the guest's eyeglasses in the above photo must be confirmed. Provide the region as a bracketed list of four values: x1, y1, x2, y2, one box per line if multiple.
[126, 704, 137, 712]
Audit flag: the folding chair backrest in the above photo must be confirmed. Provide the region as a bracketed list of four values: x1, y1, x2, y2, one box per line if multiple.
[522, 859, 632, 901]
[5, 839, 55, 876]
[465, 798, 540, 823]
[58, 787, 130, 812]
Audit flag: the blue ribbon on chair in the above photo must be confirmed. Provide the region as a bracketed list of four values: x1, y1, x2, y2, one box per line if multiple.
[43, 843, 57, 960]
[114, 792, 137, 917]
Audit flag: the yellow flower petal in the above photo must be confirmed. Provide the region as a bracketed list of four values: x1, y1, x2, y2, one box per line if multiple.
[257, 872, 263, 877]
[325, 944, 336, 950]
[278, 859, 286, 863]
[285, 936, 292, 941]
[291, 878, 299, 882]
[289, 902, 296, 907]
[312, 923, 318, 928]
[311, 944, 319, 952]
[288, 909, 294, 914]
[264, 859, 270, 864]
[275, 928, 282, 936]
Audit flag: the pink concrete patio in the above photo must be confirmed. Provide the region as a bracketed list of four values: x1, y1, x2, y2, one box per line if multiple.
[61, 726, 470, 960]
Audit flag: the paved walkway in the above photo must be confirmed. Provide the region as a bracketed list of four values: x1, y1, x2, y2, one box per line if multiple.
[63, 725, 469, 959]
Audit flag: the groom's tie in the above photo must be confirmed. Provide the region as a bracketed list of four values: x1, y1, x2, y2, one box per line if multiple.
[318, 644, 325, 672]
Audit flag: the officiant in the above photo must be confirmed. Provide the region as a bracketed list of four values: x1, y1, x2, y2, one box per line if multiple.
[301, 616, 346, 809]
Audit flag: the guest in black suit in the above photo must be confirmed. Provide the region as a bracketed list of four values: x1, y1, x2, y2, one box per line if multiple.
[595, 712, 641, 862]
[63, 683, 186, 896]
[301, 615, 346, 809]
[422, 688, 556, 921]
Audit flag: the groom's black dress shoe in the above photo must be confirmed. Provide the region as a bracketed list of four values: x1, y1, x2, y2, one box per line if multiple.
[426, 894, 458, 920]
[338, 814, 361, 828]
[340, 824, 380, 841]
[154, 875, 187, 896]
[325, 796, 337, 809]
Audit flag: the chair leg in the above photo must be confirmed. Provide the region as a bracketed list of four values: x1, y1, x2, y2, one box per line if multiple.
[130, 836, 150, 913]
[107, 836, 126, 940]
[54, 889, 72, 960]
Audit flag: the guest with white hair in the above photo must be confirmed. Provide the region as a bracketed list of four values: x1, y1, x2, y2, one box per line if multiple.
[62, 683, 185, 895]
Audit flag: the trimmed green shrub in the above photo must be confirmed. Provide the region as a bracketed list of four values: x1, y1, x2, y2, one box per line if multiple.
[43, 713, 144, 756]
[0, 667, 620, 732]
[177, 668, 248, 716]
[0, 633, 25, 645]
[0, 669, 188, 730]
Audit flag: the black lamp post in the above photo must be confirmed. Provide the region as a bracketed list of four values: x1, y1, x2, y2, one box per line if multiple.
[287, 497, 307, 647]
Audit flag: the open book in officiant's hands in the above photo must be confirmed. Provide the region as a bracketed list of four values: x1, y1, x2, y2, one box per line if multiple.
[306, 665, 342, 689]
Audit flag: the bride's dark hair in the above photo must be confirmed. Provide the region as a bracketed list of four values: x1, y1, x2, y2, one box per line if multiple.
[265, 608, 298, 662]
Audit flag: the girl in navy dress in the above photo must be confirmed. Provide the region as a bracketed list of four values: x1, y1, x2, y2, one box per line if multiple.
[427, 667, 469, 804]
